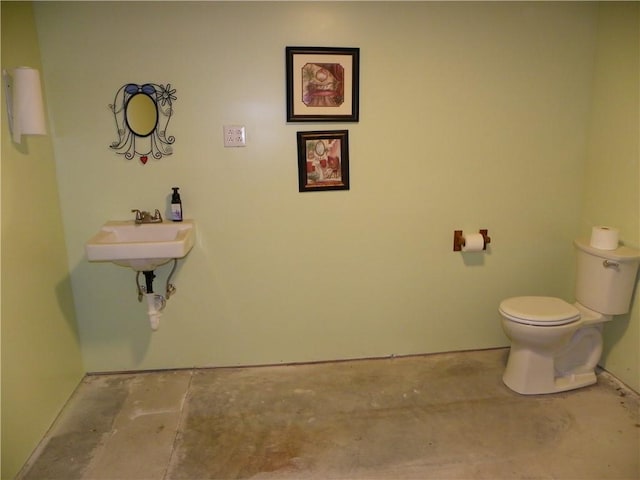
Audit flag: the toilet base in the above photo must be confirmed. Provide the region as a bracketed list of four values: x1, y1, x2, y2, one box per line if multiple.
[502, 345, 597, 395]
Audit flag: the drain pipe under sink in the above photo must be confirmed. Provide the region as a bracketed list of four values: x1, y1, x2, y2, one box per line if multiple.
[145, 293, 166, 331]
[135, 260, 177, 330]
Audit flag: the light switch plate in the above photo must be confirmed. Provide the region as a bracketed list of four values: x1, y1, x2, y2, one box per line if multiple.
[223, 125, 246, 147]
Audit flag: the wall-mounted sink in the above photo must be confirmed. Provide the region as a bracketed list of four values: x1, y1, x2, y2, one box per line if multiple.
[85, 220, 195, 271]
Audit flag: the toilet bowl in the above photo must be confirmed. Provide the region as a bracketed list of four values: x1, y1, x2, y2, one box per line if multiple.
[499, 239, 640, 395]
[500, 297, 609, 394]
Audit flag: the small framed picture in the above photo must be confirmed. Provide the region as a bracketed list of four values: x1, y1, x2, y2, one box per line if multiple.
[286, 46, 360, 122]
[297, 130, 350, 192]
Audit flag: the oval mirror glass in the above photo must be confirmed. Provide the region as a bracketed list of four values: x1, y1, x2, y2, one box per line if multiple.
[125, 93, 158, 137]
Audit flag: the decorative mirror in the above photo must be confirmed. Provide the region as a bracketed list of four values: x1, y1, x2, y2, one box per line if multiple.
[109, 83, 176, 164]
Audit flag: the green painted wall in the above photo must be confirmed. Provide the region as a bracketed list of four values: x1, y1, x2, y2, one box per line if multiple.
[583, 2, 640, 391]
[1, 3, 85, 478]
[3, 2, 638, 475]
[33, 1, 598, 373]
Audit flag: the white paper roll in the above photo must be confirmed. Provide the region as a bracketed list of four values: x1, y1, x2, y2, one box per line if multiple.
[590, 226, 619, 250]
[9, 67, 46, 143]
[462, 233, 485, 252]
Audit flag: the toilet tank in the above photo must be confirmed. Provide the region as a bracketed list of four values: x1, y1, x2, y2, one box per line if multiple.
[574, 238, 640, 315]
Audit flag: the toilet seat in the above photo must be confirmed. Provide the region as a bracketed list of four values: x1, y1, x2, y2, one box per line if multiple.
[499, 296, 581, 326]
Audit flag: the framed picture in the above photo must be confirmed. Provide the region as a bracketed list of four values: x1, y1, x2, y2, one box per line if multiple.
[286, 46, 360, 122]
[297, 130, 350, 192]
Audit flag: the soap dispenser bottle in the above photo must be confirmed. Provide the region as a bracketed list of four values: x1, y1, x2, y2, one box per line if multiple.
[170, 187, 183, 222]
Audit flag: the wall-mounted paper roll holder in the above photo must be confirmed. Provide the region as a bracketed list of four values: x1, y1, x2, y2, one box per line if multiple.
[3, 67, 47, 144]
[453, 229, 491, 251]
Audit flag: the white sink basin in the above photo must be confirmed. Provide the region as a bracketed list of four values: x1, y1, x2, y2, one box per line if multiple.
[85, 220, 195, 271]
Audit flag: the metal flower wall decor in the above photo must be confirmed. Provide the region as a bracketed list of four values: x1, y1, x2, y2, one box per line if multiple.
[109, 83, 176, 164]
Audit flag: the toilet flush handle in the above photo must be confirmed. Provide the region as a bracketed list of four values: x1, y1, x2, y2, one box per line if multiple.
[603, 260, 619, 270]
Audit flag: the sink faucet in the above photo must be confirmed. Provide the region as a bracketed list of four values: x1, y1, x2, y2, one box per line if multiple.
[132, 209, 163, 224]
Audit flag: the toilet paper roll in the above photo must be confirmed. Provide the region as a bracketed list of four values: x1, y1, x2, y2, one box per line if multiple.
[590, 226, 619, 250]
[462, 233, 485, 252]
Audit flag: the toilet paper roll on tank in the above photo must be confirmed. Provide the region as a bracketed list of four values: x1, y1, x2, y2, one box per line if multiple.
[590, 226, 619, 250]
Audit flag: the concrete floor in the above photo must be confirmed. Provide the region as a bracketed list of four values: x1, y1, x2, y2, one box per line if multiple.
[18, 349, 640, 480]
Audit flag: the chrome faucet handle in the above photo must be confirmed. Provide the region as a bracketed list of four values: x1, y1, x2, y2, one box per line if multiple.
[131, 209, 146, 224]
[153, 209, 163, 222]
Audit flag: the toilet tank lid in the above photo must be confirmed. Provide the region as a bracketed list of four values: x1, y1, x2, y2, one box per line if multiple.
[499, 296, 581, 325]
[574, 238, 640, 263]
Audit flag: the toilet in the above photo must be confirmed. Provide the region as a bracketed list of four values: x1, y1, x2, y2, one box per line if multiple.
[499, 238, 640, 395]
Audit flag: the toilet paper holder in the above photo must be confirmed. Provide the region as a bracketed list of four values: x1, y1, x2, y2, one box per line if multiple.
[453, 229, 491, 251]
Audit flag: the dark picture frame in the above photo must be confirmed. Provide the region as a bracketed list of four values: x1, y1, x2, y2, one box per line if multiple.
[297, 130, 350, 192]
[286, 47, 360, 122]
